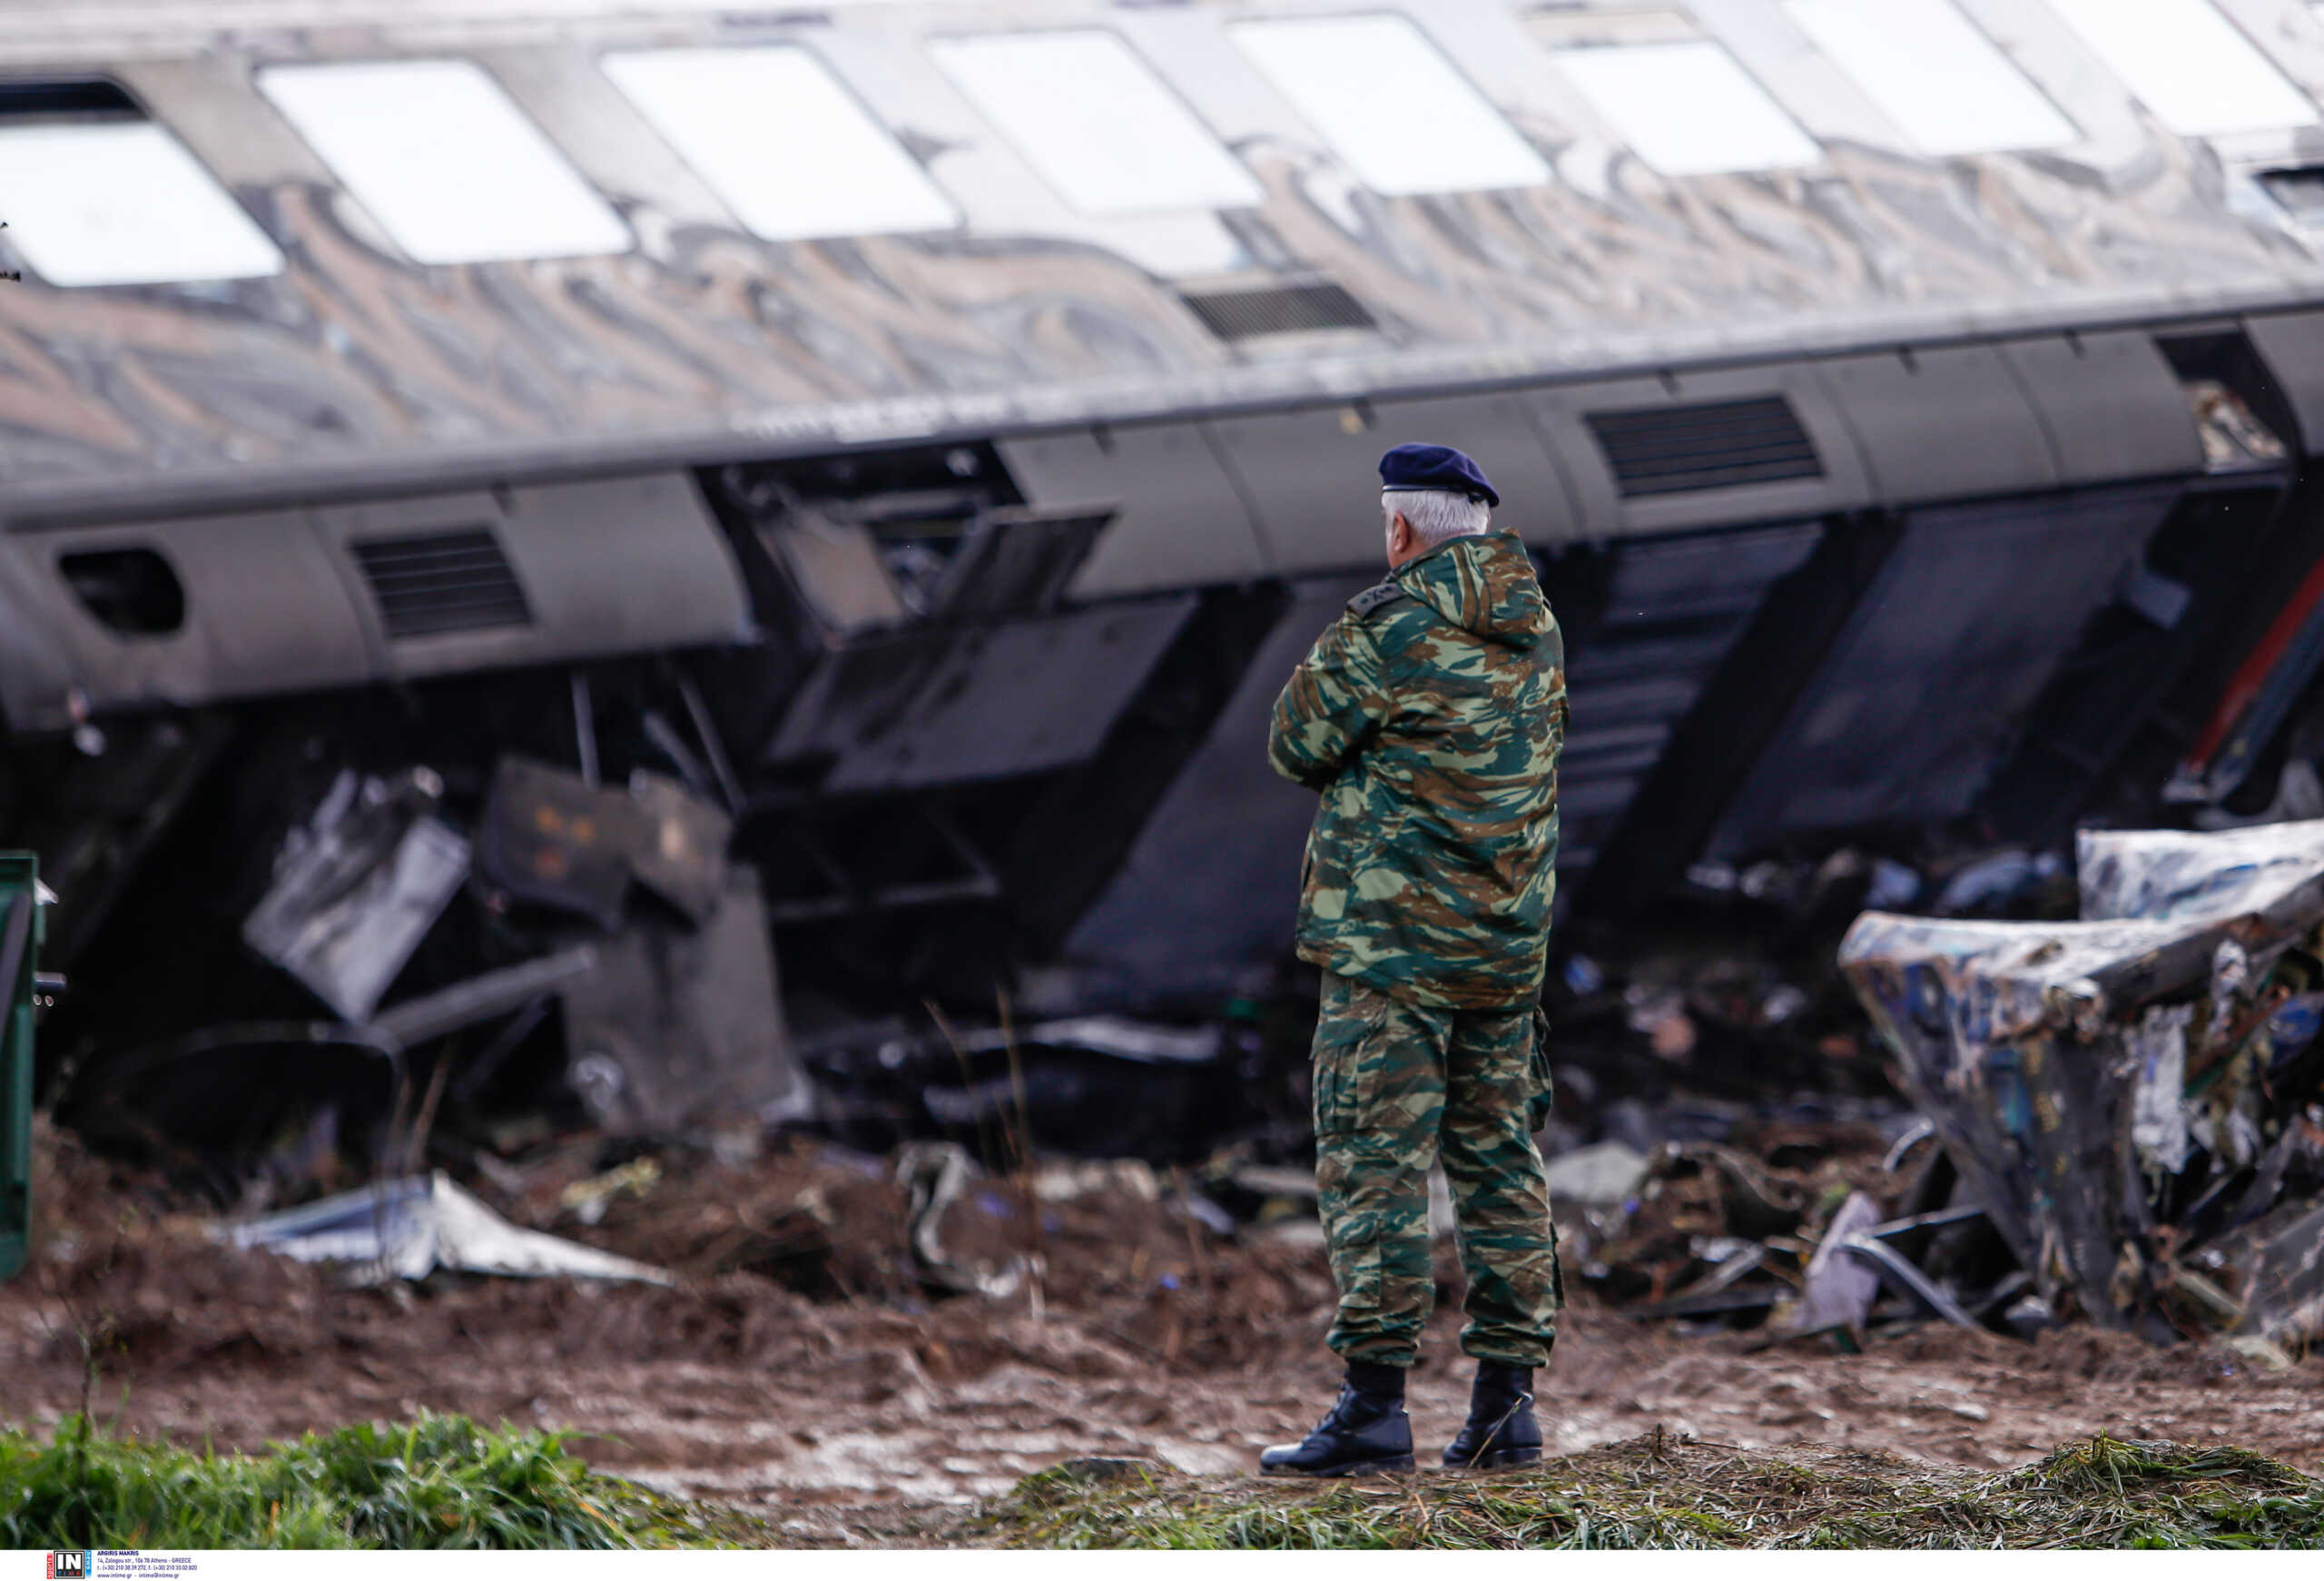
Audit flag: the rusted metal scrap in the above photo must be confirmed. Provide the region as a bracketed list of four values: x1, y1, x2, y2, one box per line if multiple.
[1840, 821, 2324, 1346]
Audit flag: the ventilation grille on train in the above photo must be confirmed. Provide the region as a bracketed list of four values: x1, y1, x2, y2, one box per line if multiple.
[1585, 396, 1823, 497]
[1180, 280, 1377, 341]
[350, 528, 532, 639]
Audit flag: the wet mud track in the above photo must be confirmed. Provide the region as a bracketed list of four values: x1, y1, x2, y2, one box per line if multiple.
[4, 1239, 2319, 1540]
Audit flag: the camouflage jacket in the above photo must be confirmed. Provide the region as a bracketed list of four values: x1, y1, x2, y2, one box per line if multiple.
[1267, 531, 1565, 1010]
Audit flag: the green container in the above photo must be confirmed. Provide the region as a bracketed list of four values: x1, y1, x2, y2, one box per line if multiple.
[0, 852, 41, 1283]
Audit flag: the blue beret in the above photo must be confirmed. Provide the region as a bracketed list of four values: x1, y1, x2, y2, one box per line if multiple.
[1379, 442, 1499, 509]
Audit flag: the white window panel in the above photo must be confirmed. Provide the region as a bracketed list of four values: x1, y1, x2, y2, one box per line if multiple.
[0, 121, 282, 286]
[259, 60, 629, 265]
[1552, 41, 1822, 175]
[2046, 0, 2316, 137]
[1788, 0, 2076, 155]
[1228, 15, 1550, 196]
[929, 31, 1262, 217]
[602, 47, 957, 241]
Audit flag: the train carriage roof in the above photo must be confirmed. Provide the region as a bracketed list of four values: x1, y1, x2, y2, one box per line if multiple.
[2, 0, 2324, 516]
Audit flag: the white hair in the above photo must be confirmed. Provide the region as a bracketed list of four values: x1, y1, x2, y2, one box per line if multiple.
[1385, 489, 1491, 546]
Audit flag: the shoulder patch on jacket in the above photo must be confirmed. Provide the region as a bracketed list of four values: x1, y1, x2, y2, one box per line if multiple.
[1346, 581, 1406, 620]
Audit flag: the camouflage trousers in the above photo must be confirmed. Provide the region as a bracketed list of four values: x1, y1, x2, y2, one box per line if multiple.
[1311, 970, 1561, 1369]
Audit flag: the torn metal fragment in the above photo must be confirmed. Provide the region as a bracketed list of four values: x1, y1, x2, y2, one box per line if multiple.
[895, 1140, 1028, 1299]
[368, 944, 596, 1050]
[1794, 1191, 1883, 1335]
[2128, 1005, 2193, 1177]
[221, 1171, 673, 1286]
[627, 768, 733, 924]
[1838, 1235, 1984, 1331]
[242, 769, 469, 1023]
[476, 756, 643, 931]
[561, 866, 803, 1135]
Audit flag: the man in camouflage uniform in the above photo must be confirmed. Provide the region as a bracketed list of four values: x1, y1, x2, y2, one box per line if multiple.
[1257, 443, 1566, 1477]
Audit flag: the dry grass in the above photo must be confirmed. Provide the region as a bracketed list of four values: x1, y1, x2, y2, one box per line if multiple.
[962, 1431, 2324, 1549]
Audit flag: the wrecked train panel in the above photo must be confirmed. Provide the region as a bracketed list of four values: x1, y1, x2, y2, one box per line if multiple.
[0, 470, 753, 732]
[1840, 819, 2324, 1342]
[0, 0, 2311, 522]
[0, 0, 2310, 878]
[16, 0, 2324, 1089]
[0, 0, 2312, 786]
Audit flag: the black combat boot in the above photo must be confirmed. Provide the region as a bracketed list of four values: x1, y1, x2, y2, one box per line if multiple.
[1258, 1360, 1414, 1477]
[1443, 1361, 1543, 1469]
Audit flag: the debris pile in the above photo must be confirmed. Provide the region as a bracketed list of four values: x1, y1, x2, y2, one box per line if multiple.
[1534, 840, 2055, 1159]
[66, 802, 2324, 1366]
[371, 1128, 1337, 1369]
[15, 1100, 2324, 1519]
[798, 1011, 1299, 1166]
[61, 747, 809, 1197]
[1842, 820, 2324, 1349]
[1543, 1116, 2011, 1339]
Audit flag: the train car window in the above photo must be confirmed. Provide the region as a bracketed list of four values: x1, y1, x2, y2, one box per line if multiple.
[0, 77, 282, 286]
[602, 47, 957, 241]
[1550, 40, 1820, 176]
[1227, 15, 1550, 196]
[257, 60, 631, 265]
[927, 31, 1262, 217]
[1787, 0, 2078, 156]
[2046, 0, 2317, 137]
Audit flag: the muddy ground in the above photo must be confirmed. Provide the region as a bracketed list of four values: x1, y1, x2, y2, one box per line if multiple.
[4, 1128, 2320, 1546]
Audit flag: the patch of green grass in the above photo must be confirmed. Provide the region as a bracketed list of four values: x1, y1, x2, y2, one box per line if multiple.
[0, 1412, 760, 1549]
[968, 1434, 2324, 1550]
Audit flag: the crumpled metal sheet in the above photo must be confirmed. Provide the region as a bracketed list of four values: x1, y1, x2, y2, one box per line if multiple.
[221, 1171, 672, 1286]
[1795, 1190, 1883, 1335]
[476, 756, 647, 932]
[625, 769, 734, 926]
[1840, 820, 2324, 1343]
[476, 756, 732, 931]
[2078, 820, 2324, 923]
[894, 1141, 1029, 1300]
[2204, 1198, 2324, 1347]
[241, 769, 470, 1023]
[561, 866, 803, 1137]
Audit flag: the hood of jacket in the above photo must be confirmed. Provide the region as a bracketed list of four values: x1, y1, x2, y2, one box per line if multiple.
[1395, 530, 1553, 650]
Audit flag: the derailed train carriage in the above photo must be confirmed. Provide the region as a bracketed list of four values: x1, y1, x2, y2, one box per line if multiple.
[10, 0, 2324, 1162]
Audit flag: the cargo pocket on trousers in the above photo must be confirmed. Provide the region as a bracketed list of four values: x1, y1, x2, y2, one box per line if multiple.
[1312, 973, 1392, 1140]
[1526, 1006, 1556, 1135]
[1325, 1206, 1386, 1319]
